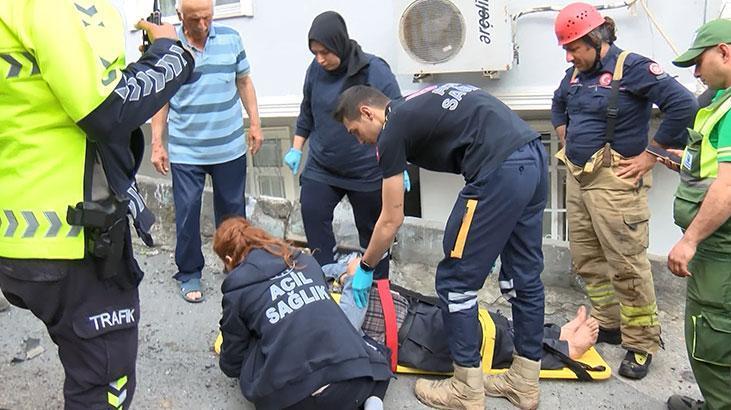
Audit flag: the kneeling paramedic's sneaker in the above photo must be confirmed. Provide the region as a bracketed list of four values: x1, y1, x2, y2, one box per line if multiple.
[0, 293, 10, 312]
[618, 350, 652, 379]
[596, 326, 622, 345]
[667, 394, 704, 410]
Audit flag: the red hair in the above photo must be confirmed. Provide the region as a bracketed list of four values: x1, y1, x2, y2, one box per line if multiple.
[213, 217, 296, 268]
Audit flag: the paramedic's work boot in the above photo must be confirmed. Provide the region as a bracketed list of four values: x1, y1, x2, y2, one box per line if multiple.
[0, 293, 9, 312]
[484, 355, 540, 410]
[667, 394, 704, 410]
[596, 326, 622, 345]
[414, 364, 484, 410]
[618, 350, 652, 379]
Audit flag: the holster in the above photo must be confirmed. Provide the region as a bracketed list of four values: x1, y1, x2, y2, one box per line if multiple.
[66, 196, 129, 280]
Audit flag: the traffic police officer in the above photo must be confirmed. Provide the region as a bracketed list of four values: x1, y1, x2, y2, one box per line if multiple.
[551, 2, 697, 379]
[0, 1, 196, 408]
[334, 84, 548, 410]
[666, 19, 731, 410]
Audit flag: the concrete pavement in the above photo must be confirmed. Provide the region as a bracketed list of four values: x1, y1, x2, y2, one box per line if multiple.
[0, 239, 701, 409]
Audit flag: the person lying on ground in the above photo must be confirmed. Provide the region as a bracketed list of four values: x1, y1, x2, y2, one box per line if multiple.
[325, 258, 599, 372]
[213, 217, 392, 410]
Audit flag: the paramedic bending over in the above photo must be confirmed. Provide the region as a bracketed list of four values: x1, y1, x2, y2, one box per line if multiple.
[334, 84, 548, 410]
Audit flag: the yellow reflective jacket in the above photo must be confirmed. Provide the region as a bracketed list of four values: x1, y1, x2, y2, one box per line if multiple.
[0, 0, 126, 259]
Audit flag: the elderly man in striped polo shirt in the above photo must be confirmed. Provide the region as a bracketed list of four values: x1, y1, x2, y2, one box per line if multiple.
[150, 0, 262, 303]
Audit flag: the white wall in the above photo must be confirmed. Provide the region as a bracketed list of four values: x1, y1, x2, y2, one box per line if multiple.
[119, 0, 723, 255]
[648, 165, 685, 255]
[121, 0, 715, 111]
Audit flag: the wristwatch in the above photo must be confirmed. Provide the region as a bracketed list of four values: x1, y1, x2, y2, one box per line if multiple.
[360, 259, 374, 272]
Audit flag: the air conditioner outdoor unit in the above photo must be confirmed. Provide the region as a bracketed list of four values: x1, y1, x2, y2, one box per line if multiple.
[395, 0, 514, 76]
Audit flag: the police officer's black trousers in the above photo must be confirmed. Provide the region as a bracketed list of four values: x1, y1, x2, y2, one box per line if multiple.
[0, 257, 139, 409]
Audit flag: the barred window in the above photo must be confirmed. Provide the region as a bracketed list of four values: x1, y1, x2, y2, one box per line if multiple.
[246, 127, 297, 200]
[540, 131, 568, 241]
[158, 0, 252, 20]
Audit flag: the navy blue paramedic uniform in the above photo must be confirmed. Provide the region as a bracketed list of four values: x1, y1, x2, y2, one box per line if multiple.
[377, 83, 548, 366]
[219, 249, 392, 410]
[296, 54, 401, 280]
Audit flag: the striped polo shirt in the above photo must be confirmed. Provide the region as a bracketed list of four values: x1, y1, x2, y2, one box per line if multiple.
[167, 24, 250, 165]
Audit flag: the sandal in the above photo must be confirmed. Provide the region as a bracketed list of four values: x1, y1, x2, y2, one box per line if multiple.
[179, 278, 205, 303]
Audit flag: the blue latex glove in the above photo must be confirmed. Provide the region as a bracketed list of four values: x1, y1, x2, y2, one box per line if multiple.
[352, 265, 374, 309]
[403, 170, 411, 192]
[283, 148, 302, 175]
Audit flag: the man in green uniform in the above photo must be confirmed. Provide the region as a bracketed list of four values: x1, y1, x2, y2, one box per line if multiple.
[665, 19, 731, 410]
[0, 1, 196, 408]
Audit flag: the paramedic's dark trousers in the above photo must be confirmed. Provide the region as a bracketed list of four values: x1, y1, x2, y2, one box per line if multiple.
[436, 138, 547, 367]
[283, 376, 390, 410]
[0, 257, 139, 409]
[171, 154, 247, 282]
[299, 177, 389, 279]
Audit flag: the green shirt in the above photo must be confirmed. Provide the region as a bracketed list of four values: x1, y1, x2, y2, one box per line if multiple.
[709, 88, 731, 162]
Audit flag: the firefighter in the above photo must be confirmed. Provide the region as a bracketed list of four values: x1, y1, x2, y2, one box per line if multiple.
[551, 2, 697, 379]
[0, 1, 196, 407]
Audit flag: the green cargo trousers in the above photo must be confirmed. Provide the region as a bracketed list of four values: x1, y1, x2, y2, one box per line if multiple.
[685, 248, 731, 410]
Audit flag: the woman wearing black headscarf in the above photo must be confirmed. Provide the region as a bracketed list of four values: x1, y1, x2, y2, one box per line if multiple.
[283, 11, 401, 280]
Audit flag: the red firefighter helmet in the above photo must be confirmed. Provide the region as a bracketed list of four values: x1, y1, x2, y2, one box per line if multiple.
[555, 2, 605, 45]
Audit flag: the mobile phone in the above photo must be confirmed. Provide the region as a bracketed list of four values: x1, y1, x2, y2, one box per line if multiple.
[645, 145, 682, 166]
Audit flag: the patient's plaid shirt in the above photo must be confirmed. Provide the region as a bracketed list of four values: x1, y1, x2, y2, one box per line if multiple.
[362, 288, 410, 344]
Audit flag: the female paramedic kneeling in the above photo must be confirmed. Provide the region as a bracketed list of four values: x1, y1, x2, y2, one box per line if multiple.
[213, 217, 392, 410]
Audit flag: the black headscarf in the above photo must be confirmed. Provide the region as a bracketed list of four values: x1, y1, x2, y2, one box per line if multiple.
[308, 11, 370, 91]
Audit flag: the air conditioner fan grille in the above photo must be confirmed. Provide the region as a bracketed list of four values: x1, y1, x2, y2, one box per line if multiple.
[400, 0, 466, 64]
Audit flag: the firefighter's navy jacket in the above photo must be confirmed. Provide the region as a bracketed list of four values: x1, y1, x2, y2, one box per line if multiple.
[551, 44, 698, 166]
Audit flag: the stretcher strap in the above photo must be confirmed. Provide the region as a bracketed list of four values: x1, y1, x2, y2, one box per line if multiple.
[376, 279, 398, 372]
[541, 343, 596, 381]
